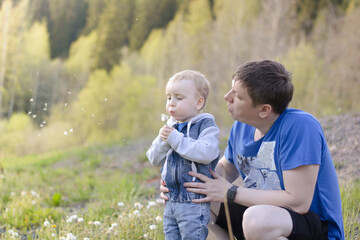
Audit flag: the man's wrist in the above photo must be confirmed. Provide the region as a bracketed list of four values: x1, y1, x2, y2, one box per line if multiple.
[227, 185, 239, 204]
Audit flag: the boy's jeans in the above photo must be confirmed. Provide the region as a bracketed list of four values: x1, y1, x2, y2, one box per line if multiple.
[163, 200, 210, 240]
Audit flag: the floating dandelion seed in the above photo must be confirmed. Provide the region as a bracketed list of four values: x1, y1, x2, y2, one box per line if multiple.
[29, 98, 34, 102]
[64, 131, 68, 135]
[32, 114, 37, 119]
[38, 133, 42, 137]
[149, 225, 157, 230]
[104, 98, 108, 102]
[64, 103, 68, 107]
[161, 114, 169, 122]
[91, 113, 95, 118]
[67, 91, 72, 95]
[28, 111, 32, 115]
[69, 128, 73, 132]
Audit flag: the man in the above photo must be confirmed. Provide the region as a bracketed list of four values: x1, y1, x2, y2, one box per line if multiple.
[161, 60, 344, 239]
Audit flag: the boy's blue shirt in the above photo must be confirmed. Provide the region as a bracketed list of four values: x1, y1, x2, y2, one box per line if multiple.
[147, 113, 220, 202]
[224, 108, 344, 240]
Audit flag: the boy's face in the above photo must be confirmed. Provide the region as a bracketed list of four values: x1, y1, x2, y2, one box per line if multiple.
[165, 79, 204, 123]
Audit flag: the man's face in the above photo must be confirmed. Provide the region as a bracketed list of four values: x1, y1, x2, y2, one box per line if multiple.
[224, 80, 259, 124]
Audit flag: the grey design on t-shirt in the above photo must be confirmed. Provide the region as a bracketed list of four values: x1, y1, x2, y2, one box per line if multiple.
[236, 141, 281, 190]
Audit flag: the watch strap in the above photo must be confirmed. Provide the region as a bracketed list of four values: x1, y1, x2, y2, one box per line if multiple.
[227, 185, 239, 204]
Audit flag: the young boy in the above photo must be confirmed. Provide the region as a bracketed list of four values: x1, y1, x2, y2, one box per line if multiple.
[146, 70, 220, 240]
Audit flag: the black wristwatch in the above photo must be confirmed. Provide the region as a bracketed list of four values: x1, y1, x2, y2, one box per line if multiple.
[227, 185, 239, 204]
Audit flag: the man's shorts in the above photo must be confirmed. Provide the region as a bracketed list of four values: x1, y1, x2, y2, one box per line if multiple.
[215, 202, 328, 240]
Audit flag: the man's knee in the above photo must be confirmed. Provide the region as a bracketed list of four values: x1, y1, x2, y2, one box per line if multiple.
[243, 205, 292, 240]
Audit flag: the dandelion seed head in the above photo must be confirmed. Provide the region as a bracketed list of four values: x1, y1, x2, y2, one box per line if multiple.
[93, 221, 100, 226]
[161, 114, 169, 122]
[134, 202, 143, 209]
[44, 220, 51, 227]
[147, 201, 156, 208]
[156, 216, 163, 223]
[51, 233, 56, 237]
[117, 202, 124, 207]
[77, 217, 84, 222]
[156, 198, 163, 204]
[149, 225, 157, 230]
[64, 131, 68, 135]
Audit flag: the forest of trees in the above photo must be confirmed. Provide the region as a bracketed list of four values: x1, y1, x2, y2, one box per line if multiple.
[0, 0, 359, 157]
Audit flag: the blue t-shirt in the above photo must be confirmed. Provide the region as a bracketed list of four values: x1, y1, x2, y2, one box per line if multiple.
[224, 108, 344, 240]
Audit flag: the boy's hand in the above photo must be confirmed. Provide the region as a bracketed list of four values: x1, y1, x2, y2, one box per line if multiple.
[160, 125, 174, 141]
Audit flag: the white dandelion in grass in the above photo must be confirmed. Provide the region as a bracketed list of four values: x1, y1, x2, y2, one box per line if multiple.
[44, 220, 51, 227]
[133, 210, 140, 216]
[134, 202, 143, 209]
[77, 217, 84, 223]
[65, 233, 76, 240]
[117, 202, 124, 207]
[156, 216, 163, 223]
[93, 221, 101, 226]
[156, 198, 163, 204]
[149, 225, 157, 230]
[147, 201, 156, 208]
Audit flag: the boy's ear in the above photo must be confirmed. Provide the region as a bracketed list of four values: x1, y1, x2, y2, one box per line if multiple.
[196, 97, 205, 111]
[258, 104, 272, 118]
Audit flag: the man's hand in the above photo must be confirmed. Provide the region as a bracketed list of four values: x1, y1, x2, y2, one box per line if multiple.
[159, 179, 169, 203]
[184, 169, 233, 203]
[160, 126, 174, 142]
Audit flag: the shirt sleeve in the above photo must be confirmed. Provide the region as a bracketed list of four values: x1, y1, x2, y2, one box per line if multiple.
[279, 114, 323, 171]
[146, 135, 171, 167]
[166, 121, 220, 164]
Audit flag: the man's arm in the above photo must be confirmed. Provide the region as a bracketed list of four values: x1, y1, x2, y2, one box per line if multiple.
[185, 164, 319, 214]
[214, 156, 240, 183]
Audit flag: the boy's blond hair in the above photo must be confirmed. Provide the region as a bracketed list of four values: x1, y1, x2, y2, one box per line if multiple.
[169, 70, 210, 109]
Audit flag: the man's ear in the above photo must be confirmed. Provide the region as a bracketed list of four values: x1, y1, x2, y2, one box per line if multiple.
[258, 104, 272, 118]
[196, 97, 205, 111]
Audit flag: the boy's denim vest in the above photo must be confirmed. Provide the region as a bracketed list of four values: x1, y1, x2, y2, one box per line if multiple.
[163, 118, 219, 202]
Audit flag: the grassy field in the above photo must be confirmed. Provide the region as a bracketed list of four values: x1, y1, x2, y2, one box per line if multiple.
[0, 144, 359, 239]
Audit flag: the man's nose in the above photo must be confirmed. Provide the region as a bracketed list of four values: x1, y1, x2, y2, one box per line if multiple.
[224, 90, 232, 102]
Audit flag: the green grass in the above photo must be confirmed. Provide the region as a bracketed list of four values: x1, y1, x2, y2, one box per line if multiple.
[0, 145, 164, 239]
[0, 145, 359, 239]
